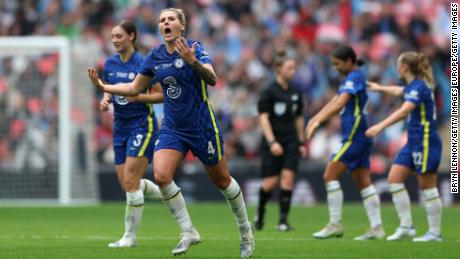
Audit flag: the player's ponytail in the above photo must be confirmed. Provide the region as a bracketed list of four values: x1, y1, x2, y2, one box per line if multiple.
[331, 45, 365, 66]
[118, 20, 138, 51]
[399, 51, 435, 89]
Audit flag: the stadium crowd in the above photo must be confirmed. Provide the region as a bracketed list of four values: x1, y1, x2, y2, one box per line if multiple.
[0, 0, 451, 173]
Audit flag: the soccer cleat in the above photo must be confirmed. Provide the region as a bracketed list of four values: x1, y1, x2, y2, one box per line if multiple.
[276, 222, 293, 232]
[386, 226, 416, 241]
[239, 223, 255, 258]
[353, 225, 385, 240]
[312, 223, 343, 239]
[172, 227, 201, 256]
[108, 236, 137, 248]
[413, 232, 442, 242]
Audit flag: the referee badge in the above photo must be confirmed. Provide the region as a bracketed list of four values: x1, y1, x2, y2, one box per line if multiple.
[274, 102, 286, 116]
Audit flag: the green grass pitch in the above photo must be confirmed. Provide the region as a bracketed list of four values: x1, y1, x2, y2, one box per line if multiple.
[0, 203, 458, 258]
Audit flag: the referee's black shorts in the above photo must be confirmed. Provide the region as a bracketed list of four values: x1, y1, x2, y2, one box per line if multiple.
[260, 139, 300, 178]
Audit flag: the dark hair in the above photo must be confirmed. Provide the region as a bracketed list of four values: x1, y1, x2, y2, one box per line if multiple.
[331, 45, 365, 66]
[118, 20, 138, 50]
[273, 49, 294, 69]
[399, 51, 434, 89]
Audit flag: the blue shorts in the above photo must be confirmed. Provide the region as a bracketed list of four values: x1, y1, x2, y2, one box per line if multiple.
[394, 139, 442, 174]
[330, 139, 372, 171]
[113, 128, 158, 165]
[154, 128, 224, 166]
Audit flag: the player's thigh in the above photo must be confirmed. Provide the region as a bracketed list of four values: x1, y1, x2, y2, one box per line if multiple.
[323, 161, 348, 182]
[154, 131, 188, 186]
[123, 156, 149, 191]
[417, 173, 438, 190]
[351, 167, 372, 190]
[280, 169, 295, 190]
[387, 164, 413, 184]
[153, 149, 184, 186]
[262, 175, 279, 191]
[204, 156, 232, 190]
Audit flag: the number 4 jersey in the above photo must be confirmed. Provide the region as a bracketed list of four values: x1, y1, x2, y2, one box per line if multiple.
[394, 79, 442, 174]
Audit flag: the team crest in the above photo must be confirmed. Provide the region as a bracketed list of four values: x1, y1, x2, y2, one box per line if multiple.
[174, 58, 184, 68]
[115, 95, 129, 105]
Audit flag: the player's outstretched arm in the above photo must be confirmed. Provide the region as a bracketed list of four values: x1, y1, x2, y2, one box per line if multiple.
[367, 81, 404, 96]
[175, 37, 217, 86]
[365, 101, 416, 137]
[87, 67, 151, 96]
[306, 94, 350, 139]
[127, 83, 164, 104]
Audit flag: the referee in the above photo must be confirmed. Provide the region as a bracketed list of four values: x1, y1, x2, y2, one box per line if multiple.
[254, 49, 306, 231]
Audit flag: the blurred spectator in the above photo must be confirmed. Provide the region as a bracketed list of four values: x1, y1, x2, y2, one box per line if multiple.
[0, 0, 451, 172]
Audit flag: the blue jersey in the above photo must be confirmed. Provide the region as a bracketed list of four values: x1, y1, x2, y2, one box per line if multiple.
[337, 69, 370, 142]
[139, 40, 219, 135]
[403, 79, 440, 145]
[103, 52, 157, 132]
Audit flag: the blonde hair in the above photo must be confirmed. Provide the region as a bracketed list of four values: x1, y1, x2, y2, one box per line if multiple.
[399, 51, 435, 89]
[159, 8, 186, 36]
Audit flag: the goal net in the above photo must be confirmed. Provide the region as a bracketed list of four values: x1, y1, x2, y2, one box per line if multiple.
[0, 36, 99, 205]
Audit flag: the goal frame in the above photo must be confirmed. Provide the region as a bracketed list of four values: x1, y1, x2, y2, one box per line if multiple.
[0, 36, 72, 205]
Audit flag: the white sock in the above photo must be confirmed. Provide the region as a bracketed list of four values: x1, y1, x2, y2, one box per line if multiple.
[124, 189, 144, 239]
[360, 185, 382, 228]
[390, 183, 413, 228]
[220, 177, 249, 228]
[160, 181, 193, 232]
[326, 181, 343, 224]
[140, 179, 162, 200]
[422, 187, 442, 236]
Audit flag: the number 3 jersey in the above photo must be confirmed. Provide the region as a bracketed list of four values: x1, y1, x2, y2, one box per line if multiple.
[102, 52, 158, 165]
[139, 40, 225, 165]
[139, 40, 220, 136]
[103, 52, 158, 133]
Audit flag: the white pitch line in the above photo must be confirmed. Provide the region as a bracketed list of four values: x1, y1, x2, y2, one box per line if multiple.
[0, 235, 314, 241]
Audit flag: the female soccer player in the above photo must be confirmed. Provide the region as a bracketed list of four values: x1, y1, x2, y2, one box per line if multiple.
[366, 51, 442, 242]
[88, 8, 254, 257]
[306, 45, 384, 240]
[91, 21, 163, 248]
[255, 50, 306, 232]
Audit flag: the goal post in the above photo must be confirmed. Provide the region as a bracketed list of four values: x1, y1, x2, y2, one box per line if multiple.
[0, 36, 99, 205]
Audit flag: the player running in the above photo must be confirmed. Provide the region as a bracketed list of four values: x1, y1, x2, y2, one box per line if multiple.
[366, 51, 443, 242]
[88, 8, 254, 258]
[306, 45, 384, 240]
[91, 20, 163, 248]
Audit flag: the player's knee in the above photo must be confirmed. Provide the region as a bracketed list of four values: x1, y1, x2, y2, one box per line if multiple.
[154, 171, 172, 187]
[123, 177, 138, 192]
[262, 177, 278, 191]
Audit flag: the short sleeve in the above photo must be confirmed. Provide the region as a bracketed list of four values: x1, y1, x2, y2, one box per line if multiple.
[138, 50, 155, 78]
[194, 42, 212, 64]
[257, 88, 273, 114]
[296, 91, 304, 116]
[403, 83, 423, 105]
